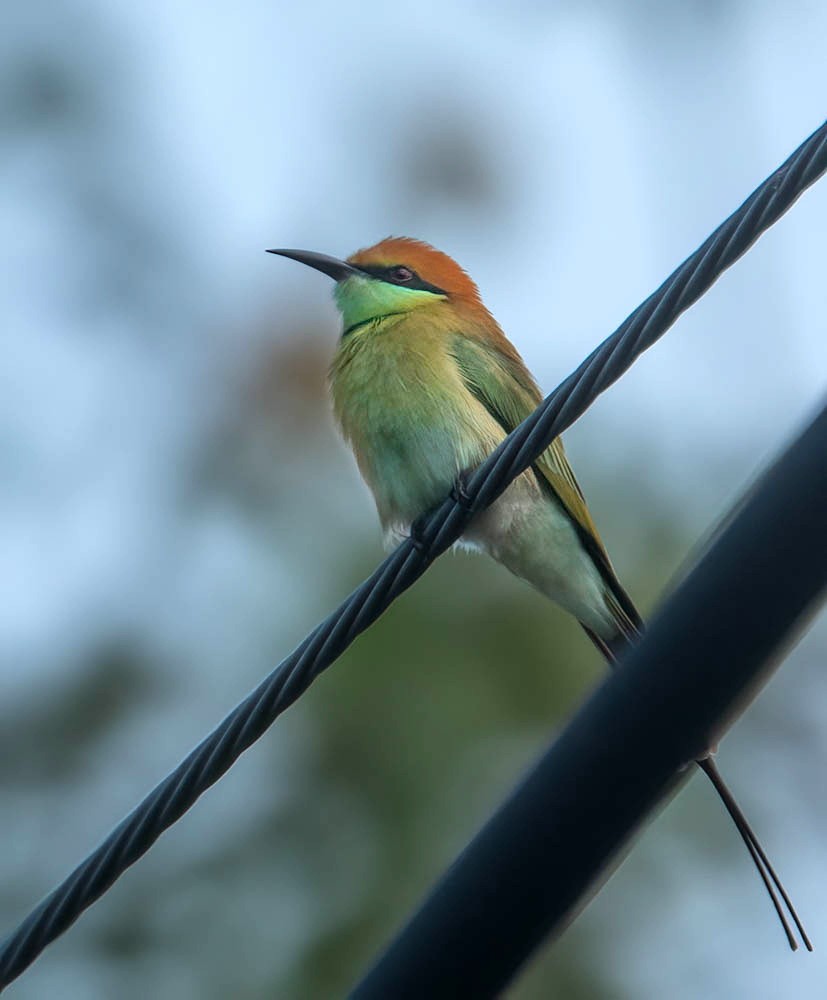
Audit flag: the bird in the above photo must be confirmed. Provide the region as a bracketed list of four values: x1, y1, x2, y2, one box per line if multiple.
[268, 236, 810, 951]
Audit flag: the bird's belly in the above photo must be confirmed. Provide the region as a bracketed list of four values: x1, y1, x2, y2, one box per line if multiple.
[337, 368, 612, 633]
[469, 485, 615, 636]
[358, 413, 489, 537]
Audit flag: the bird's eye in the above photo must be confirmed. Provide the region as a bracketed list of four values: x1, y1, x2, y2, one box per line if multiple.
[389, 266, 414, 283]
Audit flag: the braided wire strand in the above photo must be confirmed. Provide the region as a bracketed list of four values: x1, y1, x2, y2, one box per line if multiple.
[1, 120, 825, 990]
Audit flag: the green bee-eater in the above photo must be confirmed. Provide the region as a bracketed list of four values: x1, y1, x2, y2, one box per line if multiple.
[268, 236, 808, 949]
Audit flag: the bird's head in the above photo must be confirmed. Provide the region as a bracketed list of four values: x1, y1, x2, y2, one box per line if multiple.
[268, 237, 483, 335]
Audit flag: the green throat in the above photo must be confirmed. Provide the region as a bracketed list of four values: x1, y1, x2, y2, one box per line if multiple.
[333, 275, 445, 334]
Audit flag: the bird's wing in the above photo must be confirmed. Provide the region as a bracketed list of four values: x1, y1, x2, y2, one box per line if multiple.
[450, 333, 643, 636]
[450, 333, 608, 557]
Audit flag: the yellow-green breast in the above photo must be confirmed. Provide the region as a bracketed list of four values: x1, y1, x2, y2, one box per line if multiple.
[329, 314, 503, 531]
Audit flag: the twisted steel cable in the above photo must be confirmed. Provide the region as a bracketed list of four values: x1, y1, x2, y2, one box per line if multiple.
[1, 120, 825, 991]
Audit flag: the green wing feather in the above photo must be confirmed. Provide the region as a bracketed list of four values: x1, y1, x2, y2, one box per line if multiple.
[450, 333, 643, 637]
[450, 334, 608, 558]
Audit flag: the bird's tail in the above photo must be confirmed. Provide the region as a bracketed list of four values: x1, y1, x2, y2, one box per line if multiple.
[581, 607, 812, 952]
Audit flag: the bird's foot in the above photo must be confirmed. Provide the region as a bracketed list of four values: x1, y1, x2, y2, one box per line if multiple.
[408, 514, 430, 553]
[450, 470, 475, 511]
[409, 471, 475, 553]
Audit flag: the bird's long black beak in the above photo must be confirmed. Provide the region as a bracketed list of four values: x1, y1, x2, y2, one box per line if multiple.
[266, 248, 363, 282]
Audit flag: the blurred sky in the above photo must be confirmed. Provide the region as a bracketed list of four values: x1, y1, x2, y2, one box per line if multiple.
[2, 1, 826, 998]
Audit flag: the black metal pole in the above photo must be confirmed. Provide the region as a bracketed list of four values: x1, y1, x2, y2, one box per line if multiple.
[351, 401, 827, 1000]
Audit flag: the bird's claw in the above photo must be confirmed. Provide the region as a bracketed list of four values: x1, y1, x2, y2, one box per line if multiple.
[409, 515, 429, 553]
[409, 472, 474, 552]
[451, 472, 474, 511]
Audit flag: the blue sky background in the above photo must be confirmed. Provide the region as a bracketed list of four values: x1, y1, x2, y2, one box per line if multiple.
[2, 2, 825, 997]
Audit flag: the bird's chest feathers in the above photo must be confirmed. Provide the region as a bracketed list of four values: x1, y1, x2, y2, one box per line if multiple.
[331, 327, 488, 524]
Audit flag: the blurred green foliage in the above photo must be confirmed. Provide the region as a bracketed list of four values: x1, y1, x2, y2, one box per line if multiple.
[7, 4, 822, 998]
[276, 519, 683, 998]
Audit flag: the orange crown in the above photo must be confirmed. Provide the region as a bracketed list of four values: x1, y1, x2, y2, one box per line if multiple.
[347, 237, 482, 303]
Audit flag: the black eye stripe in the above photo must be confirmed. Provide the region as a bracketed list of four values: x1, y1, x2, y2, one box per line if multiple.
[356, 264, 448, 296]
